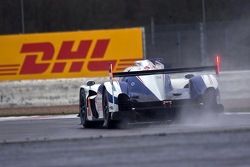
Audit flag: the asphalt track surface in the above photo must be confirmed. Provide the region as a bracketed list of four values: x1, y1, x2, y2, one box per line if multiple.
[1, 112, 250, 167]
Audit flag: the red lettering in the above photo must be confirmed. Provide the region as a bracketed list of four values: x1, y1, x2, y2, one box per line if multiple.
[20, 43, 54, 74]
[20, 39, 112, 75]
[91, 39, 110, 58]
[88, 60, 116, 71]
[57, 40, 92, 60]
[69, 61, 84, 72]
[52, 62, 66, 73]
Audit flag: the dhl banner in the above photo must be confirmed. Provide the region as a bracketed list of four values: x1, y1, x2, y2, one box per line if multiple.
[0, 28, 144, 80]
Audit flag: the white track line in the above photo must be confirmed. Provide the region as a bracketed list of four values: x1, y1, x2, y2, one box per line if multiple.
[0, 114, 77, 122]
[223, 112, 250, 115]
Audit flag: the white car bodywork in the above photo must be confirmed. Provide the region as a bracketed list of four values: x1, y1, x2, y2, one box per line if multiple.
[80, 60, 221, 122]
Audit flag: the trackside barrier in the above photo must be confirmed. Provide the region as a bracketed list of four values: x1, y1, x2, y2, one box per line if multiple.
[0, 71, 250, 111]
[0, 28, 143, 80]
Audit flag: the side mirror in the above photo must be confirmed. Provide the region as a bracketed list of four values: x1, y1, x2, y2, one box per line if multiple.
[86, 80, 95, 87]
[185, 74, 194, 79]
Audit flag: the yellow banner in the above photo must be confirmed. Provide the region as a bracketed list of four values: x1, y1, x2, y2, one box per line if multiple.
[0, 28, 143, 80]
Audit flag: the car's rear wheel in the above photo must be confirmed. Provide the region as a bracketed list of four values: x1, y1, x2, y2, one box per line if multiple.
[102, 88, 111, 128]
[79, 89, 92, 128]
[202, 88, 218, 111]
[102, 88, 120, 128]
[117, 94, 132, 128]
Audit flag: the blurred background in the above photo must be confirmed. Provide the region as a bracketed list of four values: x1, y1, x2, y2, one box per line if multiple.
[1, 0, 250, 70]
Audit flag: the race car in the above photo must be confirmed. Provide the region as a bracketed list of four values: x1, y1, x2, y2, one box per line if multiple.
[79, 58, 223, 128]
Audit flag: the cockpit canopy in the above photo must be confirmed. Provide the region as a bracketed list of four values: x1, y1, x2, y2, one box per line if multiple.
[124, 59, 164, 72]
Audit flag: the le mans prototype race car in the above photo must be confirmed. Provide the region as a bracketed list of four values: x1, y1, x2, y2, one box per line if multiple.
[79, 58, 223, 128]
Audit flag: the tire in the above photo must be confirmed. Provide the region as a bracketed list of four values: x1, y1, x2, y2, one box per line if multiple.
[79, 89, 92, 128]
[117, 94, 131, 128]
[202, 89, 217, 111]
[102, 88, 119, 128]
[102, 88, 111, 128]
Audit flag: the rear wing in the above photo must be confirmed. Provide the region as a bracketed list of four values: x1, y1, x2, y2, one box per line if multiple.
[113, 65, 214, 77]
[111, 56, 221, 78]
